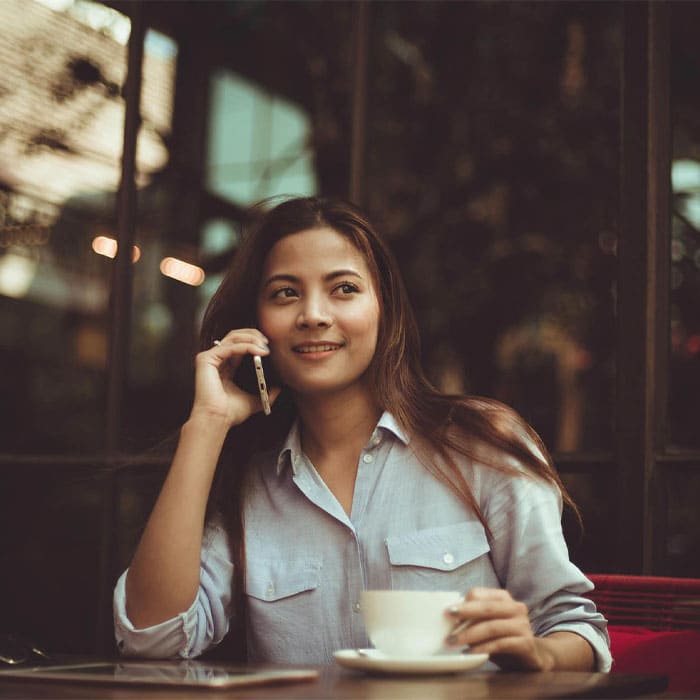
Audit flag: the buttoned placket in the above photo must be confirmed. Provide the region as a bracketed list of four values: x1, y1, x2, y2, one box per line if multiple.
[292, 429, 387, 646]
[349, 429, 384, 524]
[289, 452, 366, 647]
[288, 430, 388, 649]
[345, 429, 388, 644]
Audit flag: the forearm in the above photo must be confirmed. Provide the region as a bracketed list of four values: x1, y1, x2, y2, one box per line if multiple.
[536, 631, 596, 671]
[125, 414, 230, 628]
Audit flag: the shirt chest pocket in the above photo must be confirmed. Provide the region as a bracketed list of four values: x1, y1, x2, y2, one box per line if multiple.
[385, 521, 492, 592]
[245, 557, 323, 641]
[246, 558, 322, 602]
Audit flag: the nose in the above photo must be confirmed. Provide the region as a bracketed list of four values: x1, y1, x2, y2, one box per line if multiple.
[296, 295, 333, 329]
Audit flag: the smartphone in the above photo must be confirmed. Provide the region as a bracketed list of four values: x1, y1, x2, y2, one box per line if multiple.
[253, 355, 271, 415]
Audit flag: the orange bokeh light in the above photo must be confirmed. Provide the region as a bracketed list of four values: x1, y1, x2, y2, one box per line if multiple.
[159, 257, 205, 286]
[91, 236, 141, 262]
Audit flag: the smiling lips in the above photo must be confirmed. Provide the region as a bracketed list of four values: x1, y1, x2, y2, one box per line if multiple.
[293, 342, 344, 354]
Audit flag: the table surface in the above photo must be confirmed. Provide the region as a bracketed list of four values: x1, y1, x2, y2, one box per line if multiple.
[0, 663, 669, 699]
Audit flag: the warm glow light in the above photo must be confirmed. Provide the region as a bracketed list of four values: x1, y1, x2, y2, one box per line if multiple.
[0, 253, 37, 298]
[91, 236, 141, 262]
[92, 236, 117, 258]
[160, 257, 205, 286]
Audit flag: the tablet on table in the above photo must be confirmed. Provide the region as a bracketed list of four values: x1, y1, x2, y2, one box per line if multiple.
[0, 660, 319, 689]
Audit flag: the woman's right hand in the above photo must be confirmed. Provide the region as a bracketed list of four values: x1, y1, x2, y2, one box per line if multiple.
[190, 329, 280, 428]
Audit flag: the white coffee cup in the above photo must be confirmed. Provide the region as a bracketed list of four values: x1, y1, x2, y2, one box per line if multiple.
[360, 589, 463, 657]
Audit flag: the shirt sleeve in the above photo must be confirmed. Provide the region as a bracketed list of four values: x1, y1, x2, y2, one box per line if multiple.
[113, 522, 234, 659]
[483, 471, 612, 672]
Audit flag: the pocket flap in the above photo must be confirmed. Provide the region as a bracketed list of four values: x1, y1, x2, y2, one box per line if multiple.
[386, 521, 490, 571]
[246, 558, 322, 602]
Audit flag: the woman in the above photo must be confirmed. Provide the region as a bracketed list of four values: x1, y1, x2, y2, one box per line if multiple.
[114, 196, 611, 672]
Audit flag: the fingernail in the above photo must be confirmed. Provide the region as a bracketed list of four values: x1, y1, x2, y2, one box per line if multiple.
[447, 606, 460, 615]
[446, 634, 457, 645]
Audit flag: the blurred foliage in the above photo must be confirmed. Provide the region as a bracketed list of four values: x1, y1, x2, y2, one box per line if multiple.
[360, 2, 620, 448]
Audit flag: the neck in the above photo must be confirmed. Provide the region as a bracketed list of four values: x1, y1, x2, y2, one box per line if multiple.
[295, 385, 382, 463]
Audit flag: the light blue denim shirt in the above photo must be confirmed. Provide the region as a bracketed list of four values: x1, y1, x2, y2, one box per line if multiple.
[113, 412, 611, 671]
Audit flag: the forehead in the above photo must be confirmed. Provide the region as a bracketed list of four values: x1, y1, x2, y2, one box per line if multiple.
[262, 226, 370, 274]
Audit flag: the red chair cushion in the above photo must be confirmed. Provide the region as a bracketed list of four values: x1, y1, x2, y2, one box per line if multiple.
[609, 625, 700, 692]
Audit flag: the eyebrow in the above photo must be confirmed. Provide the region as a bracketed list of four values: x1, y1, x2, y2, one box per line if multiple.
[261, 269, 364, 288]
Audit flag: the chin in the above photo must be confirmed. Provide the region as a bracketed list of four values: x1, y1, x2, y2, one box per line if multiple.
[276, 358, 374, 399]
[286, 375, 364, 398]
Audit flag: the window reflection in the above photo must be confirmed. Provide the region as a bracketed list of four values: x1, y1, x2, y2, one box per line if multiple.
[0, 0, 175, 452]
[0, 0, 133, 452]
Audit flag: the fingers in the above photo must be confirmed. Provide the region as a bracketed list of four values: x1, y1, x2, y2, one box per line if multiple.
[190, 328, 276, 426]
[444, 588, 545, 670]
[196, 329, 270, 371]
[445, 588, 530, 648]
[209, 329, 270, 357]
[447, 588, 525, 623]
[448, 613, 531, 648]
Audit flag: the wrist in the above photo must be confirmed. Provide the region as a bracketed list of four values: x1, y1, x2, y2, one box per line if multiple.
[184, 410, 232, 437]
[536, 631, 594, 671]
[532, 637, 558, 671]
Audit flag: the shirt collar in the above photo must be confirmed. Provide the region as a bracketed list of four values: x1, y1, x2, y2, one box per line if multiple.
[274, 410, 409, 477]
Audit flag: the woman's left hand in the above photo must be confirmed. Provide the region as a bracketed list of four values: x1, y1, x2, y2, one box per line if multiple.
[445, 587, 556, 671]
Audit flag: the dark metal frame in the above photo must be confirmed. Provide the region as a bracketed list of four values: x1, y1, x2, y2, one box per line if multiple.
[350, 1, 369, 206]
[615, 1, 681, 574]
[608, 2, 699, 575]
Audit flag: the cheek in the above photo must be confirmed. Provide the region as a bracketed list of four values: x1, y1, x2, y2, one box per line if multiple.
[256, 305, 284, 340]
[348, 304, 380, 349]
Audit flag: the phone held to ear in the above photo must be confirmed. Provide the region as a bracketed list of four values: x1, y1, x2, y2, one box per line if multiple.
[253, 355, 272, 415]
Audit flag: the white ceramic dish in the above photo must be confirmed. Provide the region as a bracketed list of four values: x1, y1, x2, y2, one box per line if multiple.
[333, 649, 489, 675]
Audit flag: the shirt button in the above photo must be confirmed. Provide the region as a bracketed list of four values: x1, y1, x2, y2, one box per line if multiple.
[362, 453, 373, 464]
[353, 602, 361, 613]
[371, 435, 381, 446]
[266, 584, 275, 597]
[442, 552, 455, 565]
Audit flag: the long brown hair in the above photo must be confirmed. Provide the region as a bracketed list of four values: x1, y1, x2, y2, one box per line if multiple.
[199, 196, 579, 658]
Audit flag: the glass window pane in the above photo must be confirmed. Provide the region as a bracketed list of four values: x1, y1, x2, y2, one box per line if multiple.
[0, 0, 131, 452]
[669, 3, 700, 449]
[664, 468, 700, 577]
[206, 70, 318, 207]
[366, 2, 620, 452]
[121, 2, 353, 449]
[561, 470, 615, 573]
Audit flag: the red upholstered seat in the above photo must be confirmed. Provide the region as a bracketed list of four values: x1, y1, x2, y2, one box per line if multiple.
[608, 626, 700, 692]
[587, 574, 700, 693]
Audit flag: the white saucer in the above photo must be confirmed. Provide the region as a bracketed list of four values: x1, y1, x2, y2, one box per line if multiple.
[333, 649, 489, 675]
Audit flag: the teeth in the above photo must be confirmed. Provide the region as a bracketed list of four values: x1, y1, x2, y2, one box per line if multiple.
[296, 344, 339, 353]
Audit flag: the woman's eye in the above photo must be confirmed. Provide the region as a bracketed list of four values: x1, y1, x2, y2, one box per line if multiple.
[335, 282, 359, 295]
[271, 287, 297, 300]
